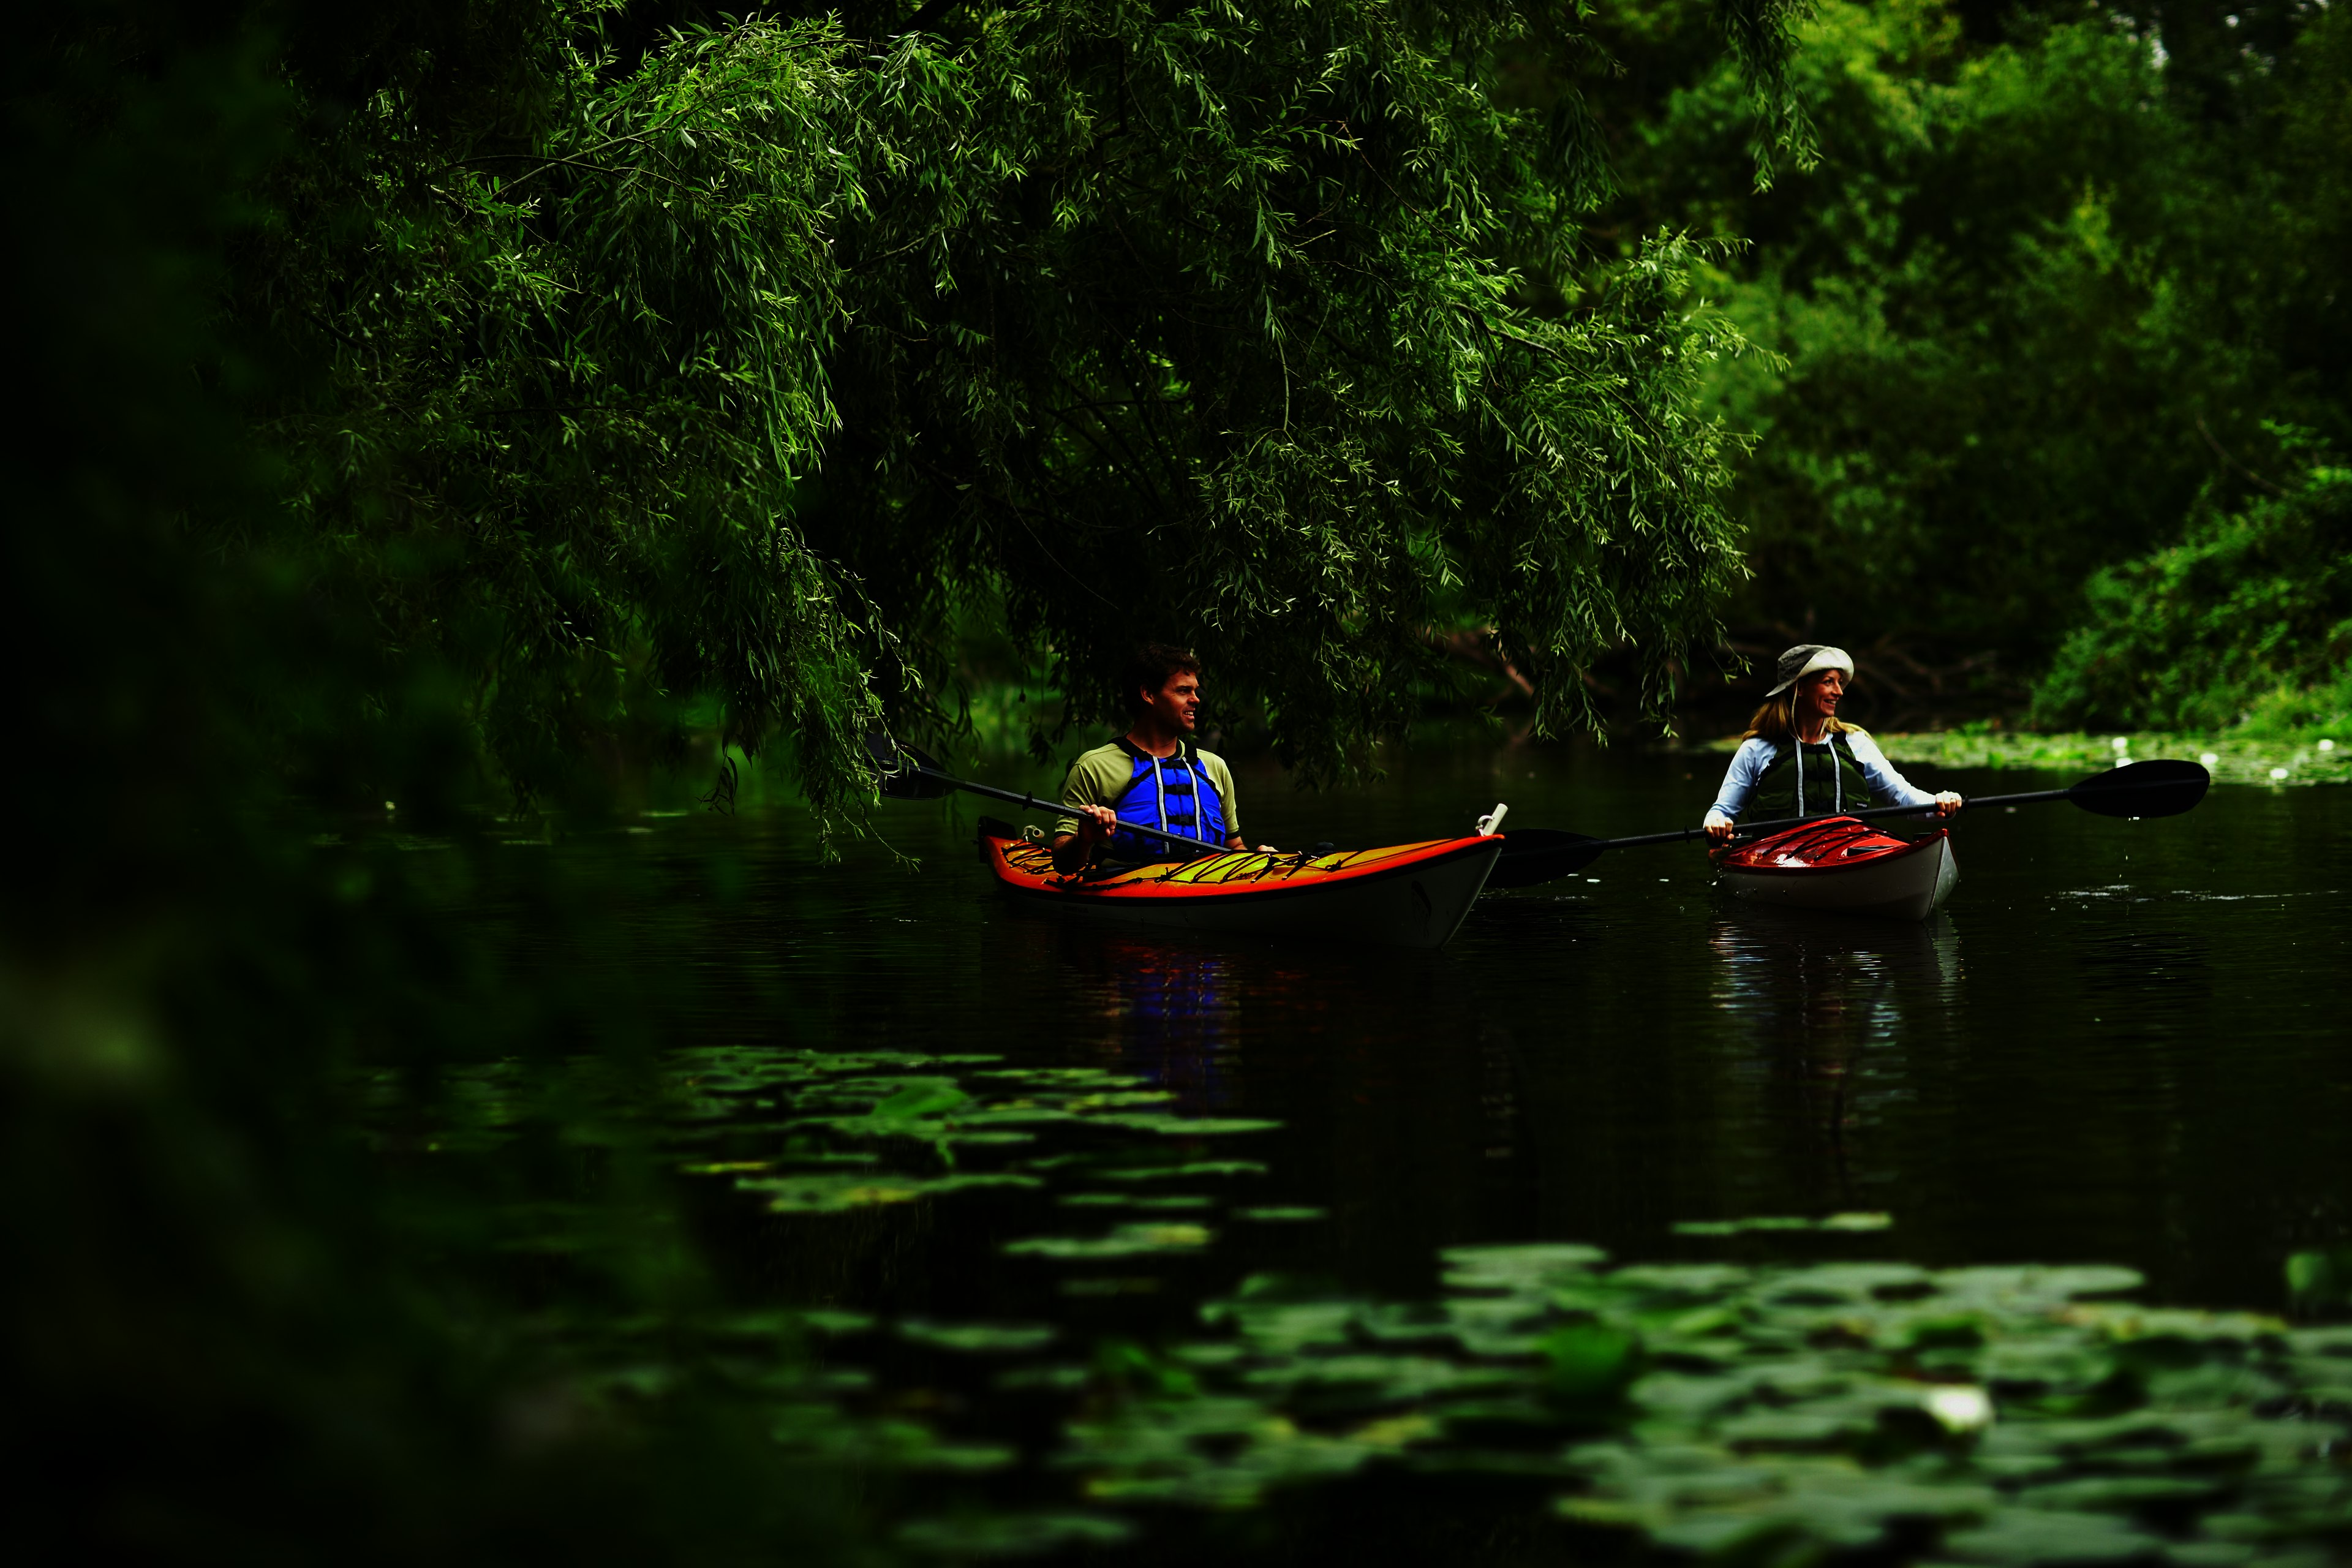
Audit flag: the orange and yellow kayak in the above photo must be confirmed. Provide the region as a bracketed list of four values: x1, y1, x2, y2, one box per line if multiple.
[979, 827, 1503, 948]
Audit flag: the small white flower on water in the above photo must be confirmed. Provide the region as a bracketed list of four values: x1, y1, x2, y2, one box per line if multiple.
[2322, 739, 2337, 752]
[2199, 753, 2220, 767]
[2270, 767, 2290, 781]
[1924, 1385, 1994, 1433]
[2110, 736, 2130, 751]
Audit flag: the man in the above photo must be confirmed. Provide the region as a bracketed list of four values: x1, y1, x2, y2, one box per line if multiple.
[1052, 644, 1270, 873]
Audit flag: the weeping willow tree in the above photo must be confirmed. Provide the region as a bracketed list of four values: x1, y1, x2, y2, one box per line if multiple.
[244, 0, 1811, 804]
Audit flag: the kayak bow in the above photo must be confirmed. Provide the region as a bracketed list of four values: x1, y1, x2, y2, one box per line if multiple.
[1712, 816, 1958, 922]
[979, 825, 1503, 948]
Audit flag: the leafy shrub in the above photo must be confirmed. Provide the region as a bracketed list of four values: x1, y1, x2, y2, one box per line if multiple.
[1584, 0, 2352, 666]
[2029, 448, 2352, 731]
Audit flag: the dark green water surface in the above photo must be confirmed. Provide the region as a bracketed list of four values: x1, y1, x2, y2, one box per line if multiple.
[447, 742, 2352, 1558]
[589, 743, 2352, 1313]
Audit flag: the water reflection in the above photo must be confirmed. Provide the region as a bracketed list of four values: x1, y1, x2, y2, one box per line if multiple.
[969, 916, 1546, 1293]
[1706, 911, 1962, 1194]
[1709, 911, 1962, 1034]
[1077, 933, 1240, 1107]
[2073, 927, 2213, 998]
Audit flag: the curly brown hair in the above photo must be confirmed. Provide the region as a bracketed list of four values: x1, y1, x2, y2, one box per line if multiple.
[1120, 643, 1203, 715]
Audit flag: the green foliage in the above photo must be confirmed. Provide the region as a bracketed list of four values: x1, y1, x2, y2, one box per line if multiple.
[2030, 449, 2352, 731]
[0, 2, 1808, 1548]
[237, 0, 1819, 795]
[2286, 1247, 2352, 1317]
[1863, 726, 2352, 786]
[1047, 1246, 2352, 1555]
[255, 8, 889, 807]
[1583, 0, 2352, 671]
[636, 1013, 2352, 1553]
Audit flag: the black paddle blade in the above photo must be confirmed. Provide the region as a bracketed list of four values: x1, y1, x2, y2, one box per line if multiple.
[1485, 829, 1607, 889]
[867, 730, 957, 801]
[880, 769, 956, 801]
[2067, 758, 2211, 819]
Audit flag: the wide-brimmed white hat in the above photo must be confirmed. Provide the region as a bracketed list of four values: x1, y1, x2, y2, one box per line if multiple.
[1766, 643, 1854, 698]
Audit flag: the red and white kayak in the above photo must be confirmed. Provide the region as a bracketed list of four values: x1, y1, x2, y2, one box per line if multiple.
[1712, 816, 1958, 921]
[979, 827, 1503, 948]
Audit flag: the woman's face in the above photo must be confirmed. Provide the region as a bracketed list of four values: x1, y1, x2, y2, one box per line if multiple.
[1798, 668, 1845, 726]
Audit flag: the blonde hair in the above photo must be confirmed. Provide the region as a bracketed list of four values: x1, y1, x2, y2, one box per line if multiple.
[1738, 688, 1856, 744]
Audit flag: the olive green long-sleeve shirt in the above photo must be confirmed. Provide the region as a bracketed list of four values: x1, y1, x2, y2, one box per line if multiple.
[1053, 740, 1240, 843]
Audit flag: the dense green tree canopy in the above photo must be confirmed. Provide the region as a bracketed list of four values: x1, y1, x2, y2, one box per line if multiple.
[1571, 0, 2351, 695]
[234, 0, 1813, 804]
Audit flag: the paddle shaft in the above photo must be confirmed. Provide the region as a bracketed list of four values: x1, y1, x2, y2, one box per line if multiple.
[903, 766, 1219, 857]
[1585, 775, 2182, 855]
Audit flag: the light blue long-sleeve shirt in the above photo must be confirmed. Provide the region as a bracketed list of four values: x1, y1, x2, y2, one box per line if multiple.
[1706, 731, 1937, 824]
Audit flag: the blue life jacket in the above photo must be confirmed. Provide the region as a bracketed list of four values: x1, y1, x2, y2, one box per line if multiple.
[1109, 738, 1229, 861]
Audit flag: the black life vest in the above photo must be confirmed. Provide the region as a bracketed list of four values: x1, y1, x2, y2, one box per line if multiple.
[1749, 731, 1872, 820]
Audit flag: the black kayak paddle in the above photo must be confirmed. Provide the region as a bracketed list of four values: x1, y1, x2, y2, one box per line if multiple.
[1486, 758, 2211, 891]
[867, 733, 1216, 858]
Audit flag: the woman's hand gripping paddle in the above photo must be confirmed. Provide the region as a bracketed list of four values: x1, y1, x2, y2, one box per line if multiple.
[1485, 758, 2211, 891]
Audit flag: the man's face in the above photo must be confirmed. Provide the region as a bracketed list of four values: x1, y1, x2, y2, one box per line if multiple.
[1143, 671, 1202, 734]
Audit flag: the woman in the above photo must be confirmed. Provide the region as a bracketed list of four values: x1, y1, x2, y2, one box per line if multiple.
[1703, 644, 1961, 845]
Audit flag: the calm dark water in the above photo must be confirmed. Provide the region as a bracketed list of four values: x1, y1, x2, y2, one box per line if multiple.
[538, 741, 2352, 1317]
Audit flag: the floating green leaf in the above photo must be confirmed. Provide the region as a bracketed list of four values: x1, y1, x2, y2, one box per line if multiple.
[1005, 1224, 1216, 1259]
[1441, 1243, 1610, 1293]
[897, 1319, 1060, 1354]
[1087, 1161, 1270, 1183]
[897, 1512, 1136, 1558]
[1674, 1212, 1895, 1236]
[1086, 1114, 1284, 1137]
[740, 1171, 1041, 1212]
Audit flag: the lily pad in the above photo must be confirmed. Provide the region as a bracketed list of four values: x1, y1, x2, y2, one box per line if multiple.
[1441, 1243, 1611, 1292]
[897, 1511, 1135, 1558]
[741, 1171, 1041, 1212]
[1086, 1114, 1284, 1137]
[1085, 1161, 1270, 1183]
[897, 1319, 1060, 1354]
[1943, 1506, 2169, 1563]
[1005, 1224, 1216, 1259]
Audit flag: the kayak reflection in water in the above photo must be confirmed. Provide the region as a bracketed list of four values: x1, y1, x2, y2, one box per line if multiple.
[1052, 643, 1280, 873]
[1703, 644, 1963, 846]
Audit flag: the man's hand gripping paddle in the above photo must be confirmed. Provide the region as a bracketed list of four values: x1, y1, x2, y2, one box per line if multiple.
[1485, 758, 2211, 891]
[866, 731, 1214, 858]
